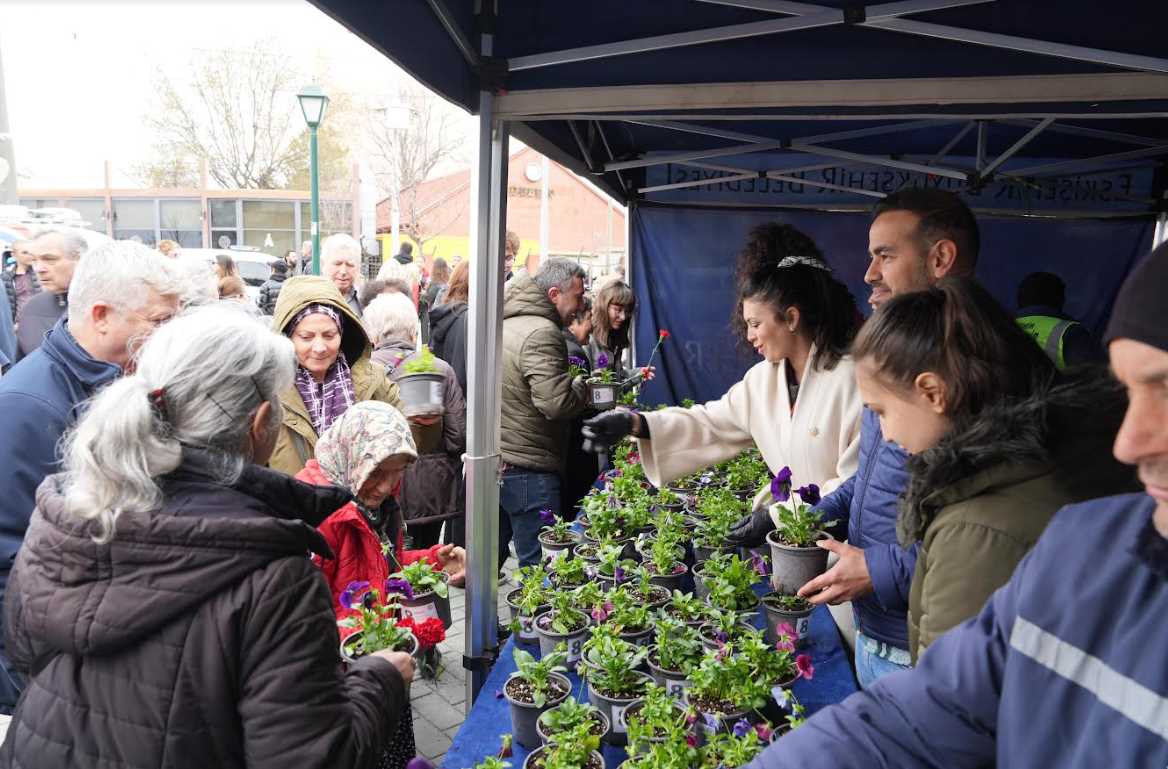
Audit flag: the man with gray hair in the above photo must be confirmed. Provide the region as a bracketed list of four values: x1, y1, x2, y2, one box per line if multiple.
[2, 239, 41, 324]
[0, 239, 181, 712]
[15, 229, 89, 359]
[498, 257, 588, 569]
[321, 233, 364, 316]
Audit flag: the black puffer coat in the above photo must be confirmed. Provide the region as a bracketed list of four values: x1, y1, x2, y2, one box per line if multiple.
[2, 450, 408, 769]
[429, 300, 469, 396]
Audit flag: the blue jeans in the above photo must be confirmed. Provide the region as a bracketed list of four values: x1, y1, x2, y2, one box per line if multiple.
[499, 468, 561, 569]
[855, 629, 912, 689]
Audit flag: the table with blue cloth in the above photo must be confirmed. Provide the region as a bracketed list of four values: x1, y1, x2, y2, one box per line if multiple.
[444, 599, 857, 769]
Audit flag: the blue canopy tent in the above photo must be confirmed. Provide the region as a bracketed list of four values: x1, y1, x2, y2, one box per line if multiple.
[311, 0, 1168, 701]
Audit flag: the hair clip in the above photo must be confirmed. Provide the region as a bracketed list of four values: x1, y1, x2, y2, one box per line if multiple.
[777, 256, 831, 272]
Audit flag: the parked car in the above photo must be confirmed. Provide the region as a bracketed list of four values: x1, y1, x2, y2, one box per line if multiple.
[176, 246, 276, 304]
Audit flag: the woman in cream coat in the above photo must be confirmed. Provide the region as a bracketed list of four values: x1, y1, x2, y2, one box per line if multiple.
[583, 223, 863, 532]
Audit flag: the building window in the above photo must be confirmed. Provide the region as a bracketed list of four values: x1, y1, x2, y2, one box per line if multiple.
[209, 199, 238, 249]
[113, 199, 157, 245]
[62, 199, 105, 229]
[300, 200, 353, 240]
[160, 200, 203, 247]
[243, 200, 295, 256]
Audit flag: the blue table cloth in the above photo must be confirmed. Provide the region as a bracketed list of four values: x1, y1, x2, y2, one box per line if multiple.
[443, 603, 857, 769]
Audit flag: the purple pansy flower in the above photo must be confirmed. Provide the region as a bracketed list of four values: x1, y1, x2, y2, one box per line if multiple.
[384, 577, 415, 601]
[771, 467, 793, 502]
[796, 483, 821, 506]
[339, 580, 371, 610]
[596, 352, 610, 368]
[568, 355, 587, 368]
[732, 719, 752, 738]
[538, 508, 556, 526]
[495, 688, 504, 699]
[684, 710, 698, 726]
[406, 758, 435, 769]
[754, 723, 773, 742]
[686, 733, 699, 748]
[614, 566, 625, 583]
[750, 552, 769, 577]
[795, 653, 815, 680]
[703, 713, 720, 732]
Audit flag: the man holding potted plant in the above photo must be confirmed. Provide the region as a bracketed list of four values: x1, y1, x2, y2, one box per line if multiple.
[499, 258, 589, 567]
[749, 243, 1168, 768]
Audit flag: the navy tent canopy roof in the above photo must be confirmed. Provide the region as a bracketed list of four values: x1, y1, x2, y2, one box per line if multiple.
[313, 0, 1168, 210]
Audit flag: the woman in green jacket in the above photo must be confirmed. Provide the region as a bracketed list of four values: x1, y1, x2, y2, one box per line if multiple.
[853, 278, 1135, 661]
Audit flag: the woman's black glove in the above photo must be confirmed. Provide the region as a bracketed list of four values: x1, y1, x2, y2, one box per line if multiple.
[725, 506, 775, 547]
[581, 410, 642, 454]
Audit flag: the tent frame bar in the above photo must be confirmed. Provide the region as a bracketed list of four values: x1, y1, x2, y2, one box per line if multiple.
[998, 119, 1165, 149]
[604, 139, 788, 171]
[787, 142, 968, 179]
[425, 0, 479, 68]
[929, 121, 976, 165]
[980, 116, 1054, 177]
[1008, 145, 1168, 178]
[764, 170, 887, 198]
[796, 118, 960, 145]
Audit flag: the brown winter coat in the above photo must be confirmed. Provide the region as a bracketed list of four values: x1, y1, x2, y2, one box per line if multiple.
[373, 339, 467, 525]
[500, 275, 587, 473]
[901, 368, 1138, 661]
[268, 276, 402, 476]
[1, 451, 408, 769]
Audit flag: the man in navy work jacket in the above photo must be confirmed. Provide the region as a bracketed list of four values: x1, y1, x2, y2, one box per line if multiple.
[729, 188, 981, 687]
[748, 241, 1168, 769]
[0, 241, 181, 713]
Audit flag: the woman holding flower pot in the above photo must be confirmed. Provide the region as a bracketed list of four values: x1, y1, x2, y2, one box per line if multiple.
[850, 278, 1134, 660]
[2, 307, 413, 769]
[583, 224, 863, 524]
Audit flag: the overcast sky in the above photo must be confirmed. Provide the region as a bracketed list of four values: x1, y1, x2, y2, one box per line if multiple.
[0, 0, 476, 188]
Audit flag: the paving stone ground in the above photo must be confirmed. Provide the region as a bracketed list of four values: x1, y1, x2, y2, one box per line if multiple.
[410, 556, 516, 766]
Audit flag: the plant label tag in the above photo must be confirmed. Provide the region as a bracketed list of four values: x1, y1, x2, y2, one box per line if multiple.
[668, 679, 691, 700]
[611, 704, 629, 733]
[568, 637, 584, 665]
[519, 618, 538, 642]
[403, 601, 440, 622]
[796, 616, 811, 639]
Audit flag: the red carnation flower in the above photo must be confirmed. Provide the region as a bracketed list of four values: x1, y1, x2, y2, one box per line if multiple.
[659, 329, 670, 339]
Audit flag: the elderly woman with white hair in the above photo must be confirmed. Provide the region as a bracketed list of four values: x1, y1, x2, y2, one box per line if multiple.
[2, 305, 415, 768]
[365, 292, 468, 558]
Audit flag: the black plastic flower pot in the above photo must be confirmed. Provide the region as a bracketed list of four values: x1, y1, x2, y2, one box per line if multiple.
[397, 371, 446, 418]
[766, 529, 831, 595]
[586, 672, 652, 747]
[539, 530, 578, 562]
[339, 630, 418, 665]
[644, 562, 688, 592]
[400, 576, 453, 630]
[760, 592, 815, 647]
[536, 705, 611, 746]
[505, 671, 573, 748]
[647, 650, 692, 703]
[682, 690, 755, 736]
[524, 745, 606, 769]
[622, 698, 688, 754]
[534, 610, 590, 671]
[505, 588, 549, 647]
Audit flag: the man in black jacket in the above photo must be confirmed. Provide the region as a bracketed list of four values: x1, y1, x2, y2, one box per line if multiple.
[16, 230, 87, 360]
[258, 260, 288, 316]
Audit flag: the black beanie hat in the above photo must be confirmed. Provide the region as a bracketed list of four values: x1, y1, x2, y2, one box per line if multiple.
[1105, 242, 1168, 354]
[271, 260, 289, 276]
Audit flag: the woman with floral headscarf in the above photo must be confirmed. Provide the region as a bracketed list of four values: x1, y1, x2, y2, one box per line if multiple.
[269, 276, 402, 475]
[295, 401, 467, 628]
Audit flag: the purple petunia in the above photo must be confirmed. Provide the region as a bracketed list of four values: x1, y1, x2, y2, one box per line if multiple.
[539, 508, 556, 526]
[732, 719, 752, 738]
[796, 483, 821, 506]
[596, 353, 610, 368]
[338, 580, 371, 610]
[384, 578, 414, 601]
[771, 467, 793, 502]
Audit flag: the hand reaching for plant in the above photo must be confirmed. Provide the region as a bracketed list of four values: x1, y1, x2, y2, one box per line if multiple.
[796, 540, 873, 605]
[433, 544, 467, 587]
[373, 649, 416, 685]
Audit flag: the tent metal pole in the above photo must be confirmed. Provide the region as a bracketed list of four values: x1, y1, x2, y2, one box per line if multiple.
[980, 117, 1054, 178]
[425, 0, 480, 68]
[997, 119, 1164, 149]
[593, 122, 629, 194]
[866, 17, 1168, 74]
[788, 142, 968, 180]
[975, 121, 988, 172]
[1008, 145, 1168, 178]
[929, 122, 976, 165]
[463, 31, 508, 706]
[627, 119, 776, 144]
[639, 171, 760, 194]
[508, 110, 1168, 123]
[1153, 213, 1168, 248]
[605, 140, 788, 172]
[795, 118, 958, 145]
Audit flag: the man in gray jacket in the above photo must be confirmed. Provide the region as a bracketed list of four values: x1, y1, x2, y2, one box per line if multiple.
[499, 257, 588, 567]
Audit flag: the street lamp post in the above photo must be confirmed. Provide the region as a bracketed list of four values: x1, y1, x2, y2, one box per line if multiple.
[297, 85, 330, 275]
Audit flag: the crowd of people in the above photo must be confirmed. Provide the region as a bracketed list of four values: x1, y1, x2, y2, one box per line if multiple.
[0, 185, 1163, 767]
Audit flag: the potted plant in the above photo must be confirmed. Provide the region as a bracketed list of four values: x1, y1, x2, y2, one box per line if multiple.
[646, 617, 703, 701]
[691, 551, 729, 602]
[660, 590, 714, 629]
[739, 628, 814, 724]
[548, 552, 590, 589]
[618, 570, 672, 611]
[598, 586, 655, 646]
[760, 593, 814, 647]
[581, 631, 652, 746]
[506, 565, 552, 646]
[682, 649, 769, 734]
[389, 560, 453, 629]
[722, 451, 768, 500]
[505, 644, 574, 748]
[336, 581, 420, 663]
[586, 354, 619, 411]
[625, 683, 688, 755]
[692, 491, 746, 567]
[396, 345, 446, 418]
[702, 554, 762, 617]
[537, 697, 611, 746]
[698, 608, 757, 651]
[538, 509, 579, 561]
[523, 721, 605, 769]
[534, 589, 591, 671]
[642, 534, 688, 591]
[699, 721, 772, 768]
[620, 740, 698, 769]
[593, 543, 640, 591]
[764, 468, 836, 594]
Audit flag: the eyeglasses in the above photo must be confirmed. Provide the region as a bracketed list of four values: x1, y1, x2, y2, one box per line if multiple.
[130, 309, 175, 328]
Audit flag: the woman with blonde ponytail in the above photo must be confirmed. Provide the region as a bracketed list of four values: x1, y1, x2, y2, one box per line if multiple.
[3, 304, 416, 769]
